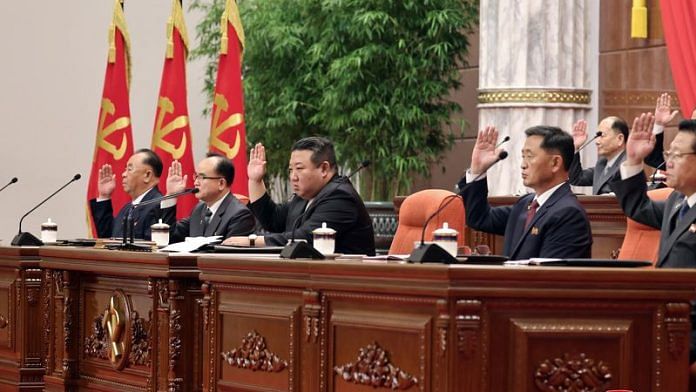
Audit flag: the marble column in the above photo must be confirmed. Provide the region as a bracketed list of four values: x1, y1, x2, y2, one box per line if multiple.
[478, 0, 595, 195]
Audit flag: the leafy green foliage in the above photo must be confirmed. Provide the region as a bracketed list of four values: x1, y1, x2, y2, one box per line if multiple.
[190, 0, 477, 199]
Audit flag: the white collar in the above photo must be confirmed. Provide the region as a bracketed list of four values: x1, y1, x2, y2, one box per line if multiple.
[533, 181, 566, 208]
[131, 187, 155, 205]
[206, 191, 229, 216]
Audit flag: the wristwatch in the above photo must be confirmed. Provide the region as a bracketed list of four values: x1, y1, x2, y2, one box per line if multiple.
[248, 234, 257, 247]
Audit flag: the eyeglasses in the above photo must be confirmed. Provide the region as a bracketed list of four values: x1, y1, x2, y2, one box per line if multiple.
[662, 151, 696, 162]
[194, 173, 223, 181]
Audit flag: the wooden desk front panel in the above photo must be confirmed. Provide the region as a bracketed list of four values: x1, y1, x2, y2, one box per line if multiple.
[199, 257, 696, 392]
[0, 247, 43, 391]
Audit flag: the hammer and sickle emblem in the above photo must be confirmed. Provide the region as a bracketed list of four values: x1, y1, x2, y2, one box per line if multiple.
[102, 295, 125, 363]
[98, 98, 130, 160]
[210, 94, 243, 159]
[152, 97, 189, 159]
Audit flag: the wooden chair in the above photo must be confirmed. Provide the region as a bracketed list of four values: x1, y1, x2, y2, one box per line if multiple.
[388, 189, 465, 254]
[616, 187, 673, 265]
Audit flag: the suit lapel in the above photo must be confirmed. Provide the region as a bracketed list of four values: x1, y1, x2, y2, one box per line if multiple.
[596, 151, 625, 193]
[509, 183, 571, 258]
[302, 177, 342, 218]
[658, 195, 694, 266]
[205, 194, 231, 236]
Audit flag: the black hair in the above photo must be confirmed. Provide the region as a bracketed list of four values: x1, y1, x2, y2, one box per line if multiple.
[609, 117, 629, 140]
[206, 152, 235, 186]
[524, 126, 574, 171]
[291, 136, 337, 170]
[135, 148, 163, 177]
[678, 120, 696, 151]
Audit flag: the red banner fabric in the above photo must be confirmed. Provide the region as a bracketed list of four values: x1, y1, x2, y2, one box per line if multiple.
[151, 1, 197, 219]
[660, 0, 696, 117]
[86, 1, 134, 237]
[209, 3, 249, 196]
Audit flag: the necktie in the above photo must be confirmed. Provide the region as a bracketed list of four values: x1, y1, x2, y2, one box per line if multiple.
[670, 201, 690, 233]
[202, 208, 213, 233]
[525, 199, 539, 229]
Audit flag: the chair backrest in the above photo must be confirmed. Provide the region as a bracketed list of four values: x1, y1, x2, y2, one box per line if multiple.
[617, 187, 673, 265]
[388, 189, 465, 254]
[234, 193, 250, 205]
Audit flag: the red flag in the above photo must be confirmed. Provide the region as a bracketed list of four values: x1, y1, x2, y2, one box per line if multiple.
[208, 0, 249, 195]
[151, 0, 197, 219]
[86, 0, 135, 237]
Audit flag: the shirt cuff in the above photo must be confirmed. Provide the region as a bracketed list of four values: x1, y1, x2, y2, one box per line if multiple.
[619, 161, 644, 179]
[96, 197, 110, 202]
[652, 124, 664, 135]
[161, 198, 177, 209]
[465, 169, 486, 183]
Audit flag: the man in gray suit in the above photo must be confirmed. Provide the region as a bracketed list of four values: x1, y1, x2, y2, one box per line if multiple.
[611, 114, 696, 363]
[569, 93, 675, 194]
[161, 153, 255, 243]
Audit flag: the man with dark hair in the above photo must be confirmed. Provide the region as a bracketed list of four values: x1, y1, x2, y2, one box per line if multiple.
[162, 153, 255, 242]
[89, 148, 164, 240]
[223, 136, 376, 255]
[458, 125, 592, 260]
[569, 94, 673, 194]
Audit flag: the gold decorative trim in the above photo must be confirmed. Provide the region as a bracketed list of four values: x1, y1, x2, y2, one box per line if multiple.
[478, 89, 591, 105]
[108, 0, 132, 88]
[603, 90, 679, 108]
[220, 0, 245, 57]
[166, 0, 190, 59]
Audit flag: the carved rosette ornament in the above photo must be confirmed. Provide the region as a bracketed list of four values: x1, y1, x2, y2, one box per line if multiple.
[534, 353, 612, 392]
[221, 330, 288, 372]
[334, 342, 418, 390]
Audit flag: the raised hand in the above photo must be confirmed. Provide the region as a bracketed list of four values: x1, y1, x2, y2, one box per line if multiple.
[248, 143, 267, 182]
[471, 125, 503, 175]
[571, 120, 588, 151]
[166, 160, 187, 195]
[626, 113, 656, 165]
[654, 93, 679, 127]
[97, 164, 116, 199]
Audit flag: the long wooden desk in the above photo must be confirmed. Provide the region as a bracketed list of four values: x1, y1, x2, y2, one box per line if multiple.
[197, 255, 696, 391]
[1, 247, 695, 391]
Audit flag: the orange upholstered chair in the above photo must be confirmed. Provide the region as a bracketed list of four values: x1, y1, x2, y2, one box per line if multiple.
[388, 189, 465, 254]
[234, 193, 250, 205]
[617, 187, 673, 265]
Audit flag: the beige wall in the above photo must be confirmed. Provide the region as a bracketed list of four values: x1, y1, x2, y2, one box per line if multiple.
[0, 1, 212, 241]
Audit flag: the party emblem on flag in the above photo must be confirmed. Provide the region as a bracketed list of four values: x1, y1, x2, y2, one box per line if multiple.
[97, 98, 130, 160]
[210, 93, 242, 159]
[153, 97, 188, 160]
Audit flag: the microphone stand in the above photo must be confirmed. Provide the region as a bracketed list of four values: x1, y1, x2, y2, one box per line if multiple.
[279, 208, 325, 260]
[113, 188, 199, 252]
[0, 177, 18, 194]
[12, 174, 81, 246]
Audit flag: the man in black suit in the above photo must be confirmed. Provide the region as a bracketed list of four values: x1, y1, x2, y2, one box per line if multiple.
[459, 125, 592, 260]
[89, 148, 164, 240]
[569, 93, 675, 194]
[161, 153, 255, 243]
[222, 137, 375, 256]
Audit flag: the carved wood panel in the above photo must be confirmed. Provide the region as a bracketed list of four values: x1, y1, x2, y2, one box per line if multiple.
[214, 284, 303, 392]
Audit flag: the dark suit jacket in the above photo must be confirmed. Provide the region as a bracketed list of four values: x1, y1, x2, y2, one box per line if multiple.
[458, 179, 592, 260]
[250, 175, 376, 256]
[161, 193, 255, 243]
[611, 172, 696, 268]
[89, 187, 163, 240]
[569, 133, 664, 195]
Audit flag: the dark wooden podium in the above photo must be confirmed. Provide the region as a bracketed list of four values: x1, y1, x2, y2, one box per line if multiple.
[38, 247, 203, 392]
[198, 255, 696, 392]
[0, 246, 44, 391]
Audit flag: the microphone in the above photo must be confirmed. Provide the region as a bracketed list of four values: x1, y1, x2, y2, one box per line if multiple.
[345, 160, 371, 179]
[412, 151, 509, 264]
[495, 136, 510, 148]
[121, 187, 200, 248]
[577, 131, 602, 152]
[12, 174, 81, 246]
[649, 160, 667, 189]
[279, 204, 324, 260]
[0, 177, 18, 194]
